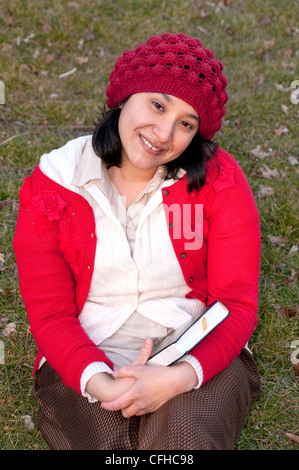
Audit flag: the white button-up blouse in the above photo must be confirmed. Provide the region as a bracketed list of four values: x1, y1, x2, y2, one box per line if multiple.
[39, 136, 205, 401]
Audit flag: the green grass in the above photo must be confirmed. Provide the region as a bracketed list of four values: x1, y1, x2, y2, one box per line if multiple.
[0, 0, 298, 450]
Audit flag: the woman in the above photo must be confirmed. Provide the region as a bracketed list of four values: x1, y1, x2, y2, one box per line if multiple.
[13, 33, 261, 450]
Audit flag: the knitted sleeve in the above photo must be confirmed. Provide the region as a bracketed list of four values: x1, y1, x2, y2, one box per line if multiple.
[188, 151, 261, 383]
[13, 170, 113, 394]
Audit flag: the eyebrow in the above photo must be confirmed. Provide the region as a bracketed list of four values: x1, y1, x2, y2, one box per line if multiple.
[160, 93, 199, 122]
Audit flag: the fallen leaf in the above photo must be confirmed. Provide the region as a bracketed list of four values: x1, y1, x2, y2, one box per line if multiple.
[273, 125, 289, 137]
[197, 25, 209, 36]
[67, 1, 80, 8]
[4, 17, 13, 26]
[287, 156, 299, 165]
[21, 415, 35, 432]
[42, 23, 52, 33]
[84, 30, 95, 41]
[38, 118, 49, 126]
[273, 262, 286, 271]
[0, 42, 13, 52]
[286, 433, 299, 444]
[288, 245, 298, 257]
[215, 1, 227, 13]
[78, 38, 84, 50]
[281, 104, 289, 114]
[19, 64, 38, 74]
[0, 316, 9, 326]
[96, 47, 105, 58]
[76, 56, 89, 65]
[267, 234, 289, 245]
[250, 145, 270, 160]
[279, 306, 297, 318]
[256, 165, 280, 179]
[75, 117, 84, 126]
[262, 51, 274, 62]
[259, 14, 272, 25]
[45, 54, 55, 64]
[199, 10, 210, 19]
[281, 60, 295, 70]
[285, 269, 297, 286]
[283, 48, 293, 57]
[233, 118, 243, 128]
[2, 322, 17, 337]
[257, 74, 264, 85]
[256, 185, 275, 198]
[263, 38, 275, 49]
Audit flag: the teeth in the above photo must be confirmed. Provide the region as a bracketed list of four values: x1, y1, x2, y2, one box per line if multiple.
[141, 136, 160, 152]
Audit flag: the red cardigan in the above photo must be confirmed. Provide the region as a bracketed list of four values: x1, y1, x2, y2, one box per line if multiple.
[13, 147, 261, 395]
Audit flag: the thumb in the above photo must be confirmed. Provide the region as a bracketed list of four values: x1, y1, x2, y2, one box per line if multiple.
[133, 337, 153, 366]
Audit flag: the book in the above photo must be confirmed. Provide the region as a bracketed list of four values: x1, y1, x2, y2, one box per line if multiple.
[147, 301, 230, 366]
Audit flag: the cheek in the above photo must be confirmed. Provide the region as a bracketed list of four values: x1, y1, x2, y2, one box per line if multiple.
[118, 110, 147, 142]
[175, 134, 195, 155]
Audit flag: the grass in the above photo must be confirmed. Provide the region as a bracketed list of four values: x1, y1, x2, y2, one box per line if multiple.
[0, 0, 298, 450]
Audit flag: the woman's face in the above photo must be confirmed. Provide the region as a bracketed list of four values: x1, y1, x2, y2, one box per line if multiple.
[118, 92, 199, 176]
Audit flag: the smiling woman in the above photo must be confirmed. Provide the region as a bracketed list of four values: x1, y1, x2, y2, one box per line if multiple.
[13, 33, 261, 450]
[111, 93, 199, 203]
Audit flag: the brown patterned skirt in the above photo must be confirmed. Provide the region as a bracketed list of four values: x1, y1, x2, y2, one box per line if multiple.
[32, 349, 260, 450]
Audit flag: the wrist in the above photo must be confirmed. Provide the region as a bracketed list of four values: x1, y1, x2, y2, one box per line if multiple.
[171, 362, 198, 394]
[85, 372, 114, 402]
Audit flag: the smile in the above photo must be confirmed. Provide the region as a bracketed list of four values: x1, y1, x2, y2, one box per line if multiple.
[140, 135, 162, 152]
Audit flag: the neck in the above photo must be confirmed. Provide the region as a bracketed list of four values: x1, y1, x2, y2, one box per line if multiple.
[112, 157, 157, 183]
[107, 164, 156, 208]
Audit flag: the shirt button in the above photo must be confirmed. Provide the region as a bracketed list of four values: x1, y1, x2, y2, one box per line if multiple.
[189, 277, 194, 283]
[169, 222, 174, 229]
[180, 252, 187, 259]
[162, 189, 169, 196]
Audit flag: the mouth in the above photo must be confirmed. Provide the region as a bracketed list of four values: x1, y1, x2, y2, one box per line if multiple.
[140, 135, 163, 153]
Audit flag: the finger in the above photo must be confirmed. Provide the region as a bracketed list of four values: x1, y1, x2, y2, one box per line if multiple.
[112, 366, 133, 379]
[101, 393, 133, 412]
[132, 337, 153, 366]
[122, 405, 146, 418]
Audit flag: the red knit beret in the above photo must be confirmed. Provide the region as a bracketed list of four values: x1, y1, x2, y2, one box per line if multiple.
[106, 33, 228, 140]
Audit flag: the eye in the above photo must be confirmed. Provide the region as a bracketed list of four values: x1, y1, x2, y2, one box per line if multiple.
[180, 120, 193, 130]
[152, 101, 164, 112]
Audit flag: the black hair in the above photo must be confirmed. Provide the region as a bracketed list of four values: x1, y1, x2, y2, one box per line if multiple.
[92, 103, 219, 192]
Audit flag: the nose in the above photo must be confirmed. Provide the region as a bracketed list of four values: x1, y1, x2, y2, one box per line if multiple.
[152, 119, 174, 143]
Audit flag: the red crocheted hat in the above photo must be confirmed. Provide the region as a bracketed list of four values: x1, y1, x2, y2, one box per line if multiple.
[106, 33, 228, 140]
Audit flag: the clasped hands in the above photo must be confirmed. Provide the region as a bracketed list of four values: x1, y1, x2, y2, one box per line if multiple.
[85, 337, 198, 418]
